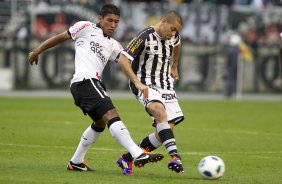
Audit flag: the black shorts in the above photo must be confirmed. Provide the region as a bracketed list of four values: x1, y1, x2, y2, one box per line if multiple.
[70, 78, 115, 121]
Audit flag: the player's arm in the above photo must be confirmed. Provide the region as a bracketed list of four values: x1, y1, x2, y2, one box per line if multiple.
[171, 43, 181, 84]
[118, 54, 148, 99]
[28, 31, 71, 65]
[118, 29, 150, 98]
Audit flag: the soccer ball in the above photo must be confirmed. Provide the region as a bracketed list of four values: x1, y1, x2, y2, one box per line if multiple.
[198, 156, 225, 179]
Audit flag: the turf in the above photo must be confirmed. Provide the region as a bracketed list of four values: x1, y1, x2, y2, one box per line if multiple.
[0, 97, 282, 184]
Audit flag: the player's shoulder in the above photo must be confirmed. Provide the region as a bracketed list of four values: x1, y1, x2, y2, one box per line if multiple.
[129, 27, 154, 44]
[72, 20, 93, 27]
[70, 21, 96, 33]
[137, 27, 155, 37]
[110, 38, 123, 49]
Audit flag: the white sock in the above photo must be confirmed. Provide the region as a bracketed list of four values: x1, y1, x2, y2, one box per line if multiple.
[71, 126, 102, 164]
[148, 133, 162, 148]
[109, 120, 143, 158]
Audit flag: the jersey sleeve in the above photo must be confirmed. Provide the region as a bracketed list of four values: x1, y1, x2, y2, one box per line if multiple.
[68, 21, 91, 40]
[121, 28, 149, 61]
[173, 33, 181, 47]
[110, 40, 123, 62]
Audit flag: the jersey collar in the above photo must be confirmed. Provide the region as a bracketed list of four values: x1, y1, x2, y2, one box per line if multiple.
[96, 23, 110, 39]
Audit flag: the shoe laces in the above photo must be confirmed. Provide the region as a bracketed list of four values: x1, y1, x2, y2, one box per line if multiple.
[142, 147, 151, 154]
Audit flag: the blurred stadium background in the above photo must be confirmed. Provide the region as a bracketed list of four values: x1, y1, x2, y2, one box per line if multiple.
[0, 0, 282, 98]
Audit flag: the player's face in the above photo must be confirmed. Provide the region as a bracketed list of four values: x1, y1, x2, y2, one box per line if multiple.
[99, 14, 120, 36]
[160, 19, 182, 40]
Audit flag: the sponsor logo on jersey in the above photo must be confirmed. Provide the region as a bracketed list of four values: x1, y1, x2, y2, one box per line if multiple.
[90, 41, 107, 64]
[130, 38, 143, 53]
[71, 23, 90, 37]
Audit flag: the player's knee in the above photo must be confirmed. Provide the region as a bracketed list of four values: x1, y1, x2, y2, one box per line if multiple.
[168, 122, 175, 129]
[91, 122, 106, 132]
[102, 108, 119, 122]
[107, 116, 121, 128]
[148, 104, 166, 120]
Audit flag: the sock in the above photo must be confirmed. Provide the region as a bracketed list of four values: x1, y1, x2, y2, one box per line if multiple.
[122, 133, 162, 162]
[156, 122, 178, 157]
[108, 118, 143, 158]
[70, 124, 104, 164]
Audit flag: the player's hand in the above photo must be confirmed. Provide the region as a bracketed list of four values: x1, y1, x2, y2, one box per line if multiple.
[135, 82, 148, 99]
[28, 50, 39, 65]
[171, 68, 179, 84]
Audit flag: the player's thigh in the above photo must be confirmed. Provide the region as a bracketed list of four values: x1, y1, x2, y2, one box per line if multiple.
[165, 101, 184, 126]
[137, 86, 164, 107]
[137, 86, 167, 116]
[71, 79, 116, 122]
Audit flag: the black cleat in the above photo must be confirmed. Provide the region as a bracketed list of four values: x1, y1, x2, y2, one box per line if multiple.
[67, 161, 95, 172]
[168, 156, 184, 173]
[134, 152, 164, 168]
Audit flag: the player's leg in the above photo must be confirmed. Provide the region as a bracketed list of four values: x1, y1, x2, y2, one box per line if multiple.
[69, 79, 163, 172]
[118, 87, 184, 173]
[68, 121, 105, 171]
[139, 123, 175, 152]
[140, 100, 185, 173]
[68, 79, 109, 171]
[147, 102, 182, 160]
[121, 123, 175, 162]
[103, 108, 163, 169]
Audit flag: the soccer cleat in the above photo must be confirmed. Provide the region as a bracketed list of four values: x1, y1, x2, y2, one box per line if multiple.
[67, 161, 95, 172]
[134, 151, 164, 168]
[116, 157, 133, 175]
[168, 156, 184, 173]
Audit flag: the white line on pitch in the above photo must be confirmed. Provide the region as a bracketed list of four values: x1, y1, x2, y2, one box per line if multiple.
[1, 142, 282, 156]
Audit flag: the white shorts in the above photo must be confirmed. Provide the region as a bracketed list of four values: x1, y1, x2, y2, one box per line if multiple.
[135, 85, 184, 126]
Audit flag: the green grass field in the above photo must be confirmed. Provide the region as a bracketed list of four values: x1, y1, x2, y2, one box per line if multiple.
[0, 97, 282, 184]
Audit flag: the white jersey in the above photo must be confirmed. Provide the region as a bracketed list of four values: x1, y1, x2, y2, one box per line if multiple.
[68, 21, 123, 84]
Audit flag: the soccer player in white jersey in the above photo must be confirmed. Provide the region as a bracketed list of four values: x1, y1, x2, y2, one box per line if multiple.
[28, 4, 163, 172]
[116, 11, 185, 174]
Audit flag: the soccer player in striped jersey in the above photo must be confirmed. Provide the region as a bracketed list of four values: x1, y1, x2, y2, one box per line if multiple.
[117, 11, 185, 174]
[28, 4, 163, 172]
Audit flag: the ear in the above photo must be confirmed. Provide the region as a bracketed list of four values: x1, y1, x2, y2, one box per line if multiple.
[98, 15, 103, 22]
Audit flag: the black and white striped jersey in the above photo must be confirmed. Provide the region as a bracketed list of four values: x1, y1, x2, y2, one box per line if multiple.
[121, 27, 181, 91]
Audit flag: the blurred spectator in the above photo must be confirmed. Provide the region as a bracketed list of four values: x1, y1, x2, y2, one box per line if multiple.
[245, 26, 258, 51]
[33, 18, 49, 39]
[225, 34, 241, 98]
[264, 23, 279, 45]
[50, 12, 68, 35]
